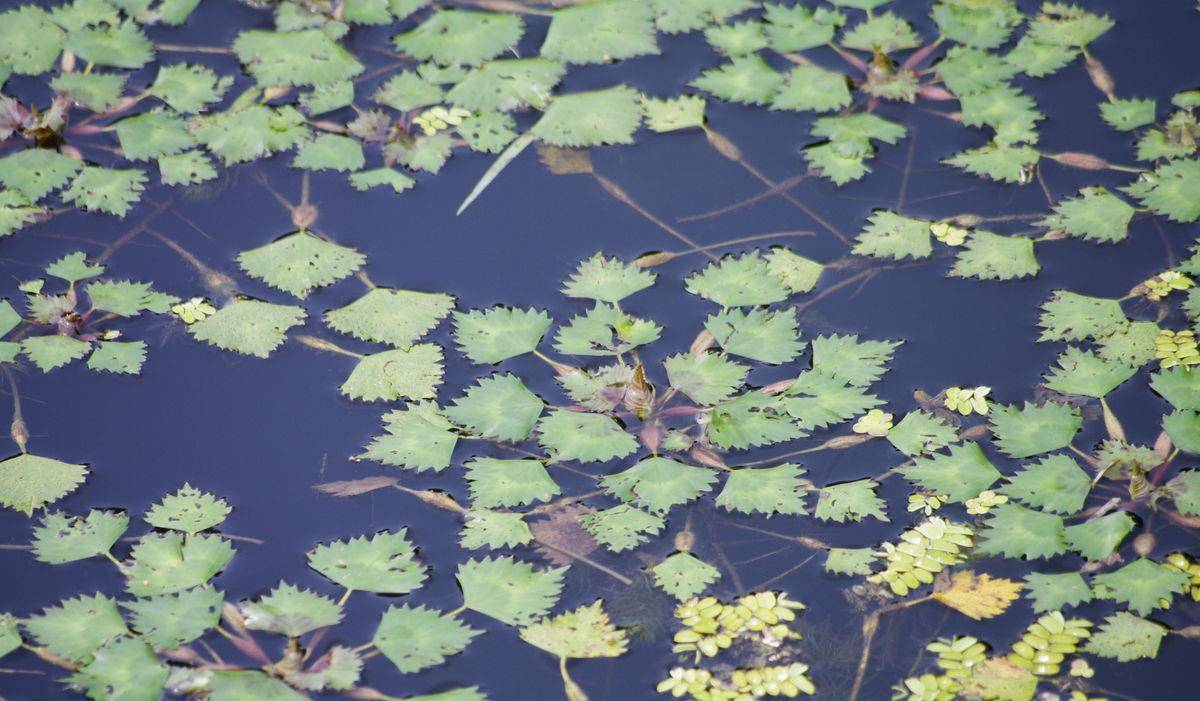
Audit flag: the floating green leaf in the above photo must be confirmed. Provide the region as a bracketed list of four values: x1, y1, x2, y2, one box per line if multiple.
[975, 503, 1067, 560]
[1001, 454, 1090, 515]
[241, 583, 342, 637]
[0, 452, 88, 516]
[457, 556, 566, 626]
[989, 402, 1080, 459]
[125, 587, 222, 648]
[453, 306, 551, 364]
[532, 85, 643, 147]
[373, 604, 482, 672]
[189, 299, 306, 358]
[601, 456, 716, 513]
[340, 344, 444, 402]
[538, 409, 638, 463]
[32, 510, 128, 564]
[900, 442, 1001, 503]
[308, 530, 426, 594]
[652, 552, 720, 601]
[541, 0, 658, 65]
[445, 373, 543, 442]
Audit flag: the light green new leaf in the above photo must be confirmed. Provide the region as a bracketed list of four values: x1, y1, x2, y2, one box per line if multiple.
[1064, 511, 1136, 561]
[553, 302, 661, 356]
[25, 593, 127, 661]
[1092, 558, 1188, 615]
[47, 250, 103, 282]
[709, 392, 803, 449]
[373, 70, 442, 112]
[1027, 4, 1113, 47]
[541, 0, 658, 65]
[652, 552, 720, 601]
[538, 409, 637, 463]
[373, 604, 482, 672]
[771, 65, 851, 113]
[189, 299, 306, 358]
[447, 58, 564, 112]
[1041, 187, 1136, 244]
[340, 344, 444, 402]
[900, 442, 1002, 503]
[453, 306, 552, 364]
[765, 248, 823, 293]
[238, 230, 364, 299]
[811, 333, 899, 387]
[241, 583, 342, 637]
[361, 402, 458, 471]
[308, 530, 426, 594]
[1001, 454, 1091, 515]
[116, 111, 195, 161]
[0, 452, 88, 515]
[945, 143, 1039, 184]
[815, 479, 887, 523]
[125, 587, 222, 648]
[976, 503, 1067, 560]
[125, 533, 235, 596]
[150, 63, 232, 113]
[445, 373, 543, 442]
[532, 85, 643, 147]
[840, 12, 920, 52]
[1100, 98, 1156, 132]
[989, 402, 1080, 458]
[32, 510, 128, 564]
[458, 556, 566, 626]
[293, 134, 365, 172]
[0, 6, 64, 74]
[717, 464, 808, 516]
[521, 600, 628, 661]
[1122, 158, 1200, 223]
[642, 95, 707, 132]
[1005, 36, 1077, 77]
[825, 547, 877, 576]
[1163, 410, 1200, 453]
[601, 456, 716, 513]
[0, 614, 16, 659]
[465, 457, 559, 508]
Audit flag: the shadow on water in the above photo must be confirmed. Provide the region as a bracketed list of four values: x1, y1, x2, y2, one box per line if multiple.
[2, 0, 1200, 699]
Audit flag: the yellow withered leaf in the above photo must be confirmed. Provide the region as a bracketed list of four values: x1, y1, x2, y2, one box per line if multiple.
[933, 570, 1022, 620]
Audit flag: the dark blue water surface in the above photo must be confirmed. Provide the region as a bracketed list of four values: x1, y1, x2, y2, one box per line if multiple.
[3, 0, 1200, 699]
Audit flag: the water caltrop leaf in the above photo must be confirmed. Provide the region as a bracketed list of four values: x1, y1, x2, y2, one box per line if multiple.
[852, 211, 931, 261]
[537, 409, 638, 463]
[886, 411, 957, 457]
[444, 373, 543, 442]
[465, 457, 559, 508]
[461, 510, 533, 550]
[238, 230, 364, 299]
[308, 530, 426, 594]
[601, 456, 716, 513]
[340, 344, 444, 402]
[202, 670, 307, 700]
[810, 333, 899, 386]
[0, 452, 88, 515]
[932, 570, 1022, 620]
[69, 638, 167, 701]
[189, 299, 306, 358]
[765, 248, 823, 294]
[448, 58, 565, 112]
[839, 11, 920, 52]
[1037, 290, 1127, 342]
[578, 505, 664, 552]
[0, 6, 64, 75]
[1085, 612, 1167, 661]
[1043, 347, 1136, 398]
[562, 253, 655, 304]
[233, 29, 363, 87]
[814, 479, 887, 523]
[292, 134, 365, 172]
[191, 105, 309, 165]
[1168, 470, 1200, 516]
[360, 402, 458, 472]
[0, 149, 81, 202]
[945, 143, 1039, 183]
[453, 306, 552, 364]
[32, 510, 128, 564]
[782, 371, 882, 431]
[61, 166, 146, 217]
[373, 605, 482, 673]
[240, 582, 342, 637]
[708, 392, 804, 449]
[1000, 454, 1091, 515]
[935, 46, 1018, 95]
[642, 95, 707, 132]
[21, 335, 91, 372]
[716, 464, 808, 516]
[145, 484, 231, 534]
[1005, 36, 1077, 77]
[458, 556, 566, 626]
[686, 251, 790, 307]
[652, 552, 720, 601]
[690, 55, 784, 106]
[989, 402, 1080, 458]
[1042, 186, 1136, 243]
[149, 63, 232, 113]
[532, 85, 643, 147]
[540, 0, 658, 65]
[87, 340, 147, 375]
[900, 442, 1001, 503]
[950, 231, 1039, 281]
[520, 601, 628, 659]
[1122, 158, 1200, 223]
[1023, 572, 1093, 612]
[325, 288, 454, 347]
[825, 547, 877, 576]
[394, 9, 523, 66]
[125, 533, 235, 596]
[125, 586, 223, 648]
[705, 308, 803, 364]
[1164, 410, 1200, 453]
[0, 614, 16, 659]
[1027, 3, 1114, 47]
[553, 302, 662, 356]
[664, 352, 748, 405]
[115, 111, 195, 161]
[1063, 511, 1135, 561]
[653, 0, 756, 34]
[25, 593, 126, 661]
[975, 503, 1066, 560]
[1092, 558, 1188, 615]
[771, 65, 851, 113]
